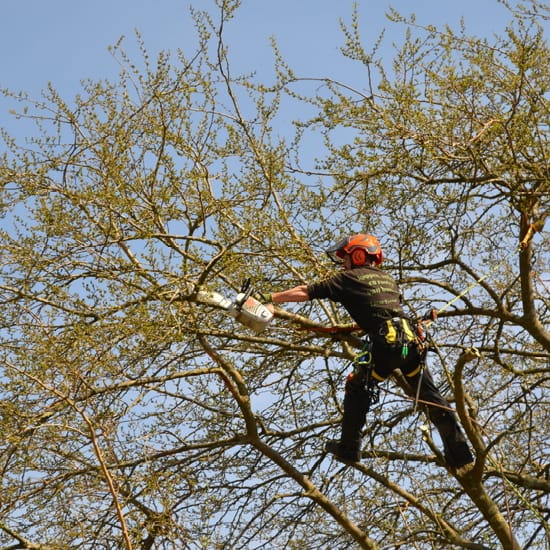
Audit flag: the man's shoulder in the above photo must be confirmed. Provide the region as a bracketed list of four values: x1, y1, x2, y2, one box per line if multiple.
[310, 270, 345, 287]
[308, 270, 347, 298]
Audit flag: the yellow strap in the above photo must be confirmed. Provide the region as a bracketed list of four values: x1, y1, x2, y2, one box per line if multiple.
[371, 369, 386, 382]
[385, 318, 415, 344]
[401, 318, 416, 342]
[405, 364, 422, 378]
[385, 320, 397, 344]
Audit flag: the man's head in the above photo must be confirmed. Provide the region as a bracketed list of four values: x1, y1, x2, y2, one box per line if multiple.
[326, 234, 384, 267]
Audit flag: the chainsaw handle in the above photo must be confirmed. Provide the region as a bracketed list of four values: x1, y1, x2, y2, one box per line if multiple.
[235, 278, 253, 308]
[240, 278, 251, 294]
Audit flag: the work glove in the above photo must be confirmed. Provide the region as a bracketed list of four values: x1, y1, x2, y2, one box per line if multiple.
[254, 291, 273, 304]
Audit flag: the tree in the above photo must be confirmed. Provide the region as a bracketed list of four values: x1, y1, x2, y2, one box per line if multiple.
[1, 1, 548, 548]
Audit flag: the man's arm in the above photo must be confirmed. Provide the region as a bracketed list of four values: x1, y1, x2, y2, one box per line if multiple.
[272, 285, 310, 304]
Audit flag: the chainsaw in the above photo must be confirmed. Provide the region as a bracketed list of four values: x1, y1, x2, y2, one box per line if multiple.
[196, 279, 273, 333]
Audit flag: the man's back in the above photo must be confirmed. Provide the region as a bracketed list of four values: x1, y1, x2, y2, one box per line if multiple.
[308, 265, 404, 331]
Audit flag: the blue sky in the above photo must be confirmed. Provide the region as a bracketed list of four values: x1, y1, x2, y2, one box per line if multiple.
[1, 0, 547, 138]
[3, 0, 545, 215]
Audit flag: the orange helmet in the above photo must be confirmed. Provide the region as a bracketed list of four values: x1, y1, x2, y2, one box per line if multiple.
[326, 234, 384, 266]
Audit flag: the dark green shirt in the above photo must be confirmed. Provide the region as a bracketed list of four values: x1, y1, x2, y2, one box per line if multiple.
[307, 266, 404, 332]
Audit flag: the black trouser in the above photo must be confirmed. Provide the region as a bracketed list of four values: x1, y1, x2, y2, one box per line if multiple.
[339, 341, 474, 467]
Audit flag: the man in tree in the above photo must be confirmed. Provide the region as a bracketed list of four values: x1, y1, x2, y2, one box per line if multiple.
[264, 234, 474, 469]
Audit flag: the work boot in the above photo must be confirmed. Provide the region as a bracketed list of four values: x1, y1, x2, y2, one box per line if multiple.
[428, 409, 474, 469]
[443, 440, 474, 469]
[325, 440, 361, 463]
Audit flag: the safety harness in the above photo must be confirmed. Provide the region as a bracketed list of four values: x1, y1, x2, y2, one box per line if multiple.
[350, 314, 434, 412]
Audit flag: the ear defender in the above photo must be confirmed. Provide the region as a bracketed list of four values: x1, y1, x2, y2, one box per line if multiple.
[351, 248, 367, 266]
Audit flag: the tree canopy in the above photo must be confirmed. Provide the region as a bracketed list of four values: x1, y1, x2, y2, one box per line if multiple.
[1, 1, 549, 548]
